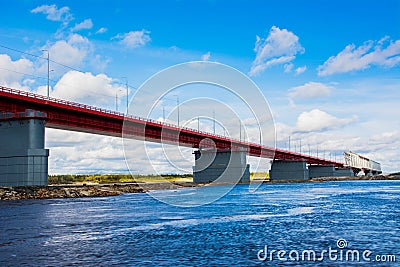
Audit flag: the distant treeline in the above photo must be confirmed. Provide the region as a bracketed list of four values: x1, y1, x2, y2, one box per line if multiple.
[48, 174, 193, 185]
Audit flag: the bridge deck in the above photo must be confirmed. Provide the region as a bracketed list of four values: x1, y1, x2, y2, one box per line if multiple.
[0, 86, 344, 167]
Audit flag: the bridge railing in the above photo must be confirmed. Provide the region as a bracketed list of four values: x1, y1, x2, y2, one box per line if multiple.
[0, 85, 345, 165]
[0, 85, 241, 142]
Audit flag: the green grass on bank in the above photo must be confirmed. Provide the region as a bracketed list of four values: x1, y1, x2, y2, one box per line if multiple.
[48, 172, 270, 185]
[48, 174, 193, 185]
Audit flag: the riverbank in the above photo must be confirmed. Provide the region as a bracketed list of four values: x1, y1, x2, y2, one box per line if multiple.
[0, 182, 197, 200]
[2, 175, 399, 200]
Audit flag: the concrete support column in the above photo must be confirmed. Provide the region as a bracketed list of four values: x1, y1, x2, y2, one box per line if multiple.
[269, 160, 309, 181]
[335, 168, 354, 177]
[193, 149, 250, 184]
[0, 110, 49, 186]
[309, 165, 336, 178]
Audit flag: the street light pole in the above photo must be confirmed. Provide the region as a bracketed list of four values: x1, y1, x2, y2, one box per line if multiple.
[125, 79, 128, 114]
[213, 110, 215, 134]
[176, 96, 180, 127]
[239, 122, 241, 141]
[115, 92, 118, 111]
[121, 77, 129, 114]
[299, 139, 302, 154]
[42, 50, 50, 98]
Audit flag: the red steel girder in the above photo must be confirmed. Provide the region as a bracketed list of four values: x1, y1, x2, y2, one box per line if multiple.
[0, 86, 344, 167]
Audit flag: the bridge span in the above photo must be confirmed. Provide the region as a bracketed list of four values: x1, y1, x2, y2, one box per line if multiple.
[0, 86, 378, 186]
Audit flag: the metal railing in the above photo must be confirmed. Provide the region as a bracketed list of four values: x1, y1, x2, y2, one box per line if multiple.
[0, 85, 342, 164]
[0, 86, 238, 142]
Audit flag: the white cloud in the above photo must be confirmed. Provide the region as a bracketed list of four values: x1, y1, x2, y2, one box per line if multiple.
[295, 66, 307, 75]
[46, 129, 129, 174]
[284, 63, 293, 73]
[250, 26, 304, 76]
[51, 70, 125, 106]
[0, 54, 33, 89]
[288, 82, 333, 99]
[43, 33, 91, 70]
[318, 36, 400, 76]
[295, 109, 357, 132]
[96, 27, 108, 34]
[31, 4, 72, 23]
[113, 30, 151, 48]
[71, 19, 93, 32]
[201, 52, 211, 61]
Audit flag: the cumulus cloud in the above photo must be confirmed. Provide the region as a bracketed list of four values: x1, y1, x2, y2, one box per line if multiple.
[295, 109, 357, 132]
[250, 26, 304, 76]
[113, 30, 151, 48]
[71, 19, 93, 32]
[0, 54, 33, 88]
[46, 129, 129, 174]
[51, 70, 125, 106]
[42, 33, 91, 71]
[318, 36, 400, 76]
[31, 4, 72, 23]
[288, 82, 333, 99]
[201, 52, 211, 61]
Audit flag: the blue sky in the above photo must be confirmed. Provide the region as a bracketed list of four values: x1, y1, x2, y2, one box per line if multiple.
[1, 0, 400, 174]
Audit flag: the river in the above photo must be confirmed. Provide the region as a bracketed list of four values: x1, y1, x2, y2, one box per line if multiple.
[1, 180, 399, 266]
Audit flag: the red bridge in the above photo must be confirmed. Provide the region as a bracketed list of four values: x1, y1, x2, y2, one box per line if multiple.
[0, 85, 343, 167]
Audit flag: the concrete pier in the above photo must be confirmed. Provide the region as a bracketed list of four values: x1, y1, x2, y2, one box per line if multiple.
[335, 167, 354, 177]
[0, 110, 49, 186]
[269, 160, 309, 181]
[309, 165, 336, 178]
[193, 149, 250, 183]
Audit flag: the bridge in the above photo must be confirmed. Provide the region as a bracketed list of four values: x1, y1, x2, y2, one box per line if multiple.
[0, 86, 379, 186]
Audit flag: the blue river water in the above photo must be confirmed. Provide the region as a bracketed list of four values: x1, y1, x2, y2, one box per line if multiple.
[0, 180, 399, 266]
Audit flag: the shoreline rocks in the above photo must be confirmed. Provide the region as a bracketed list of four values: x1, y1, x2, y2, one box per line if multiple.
[0, 184, 145, 201]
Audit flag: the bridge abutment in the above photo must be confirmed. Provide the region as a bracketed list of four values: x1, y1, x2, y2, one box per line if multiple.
[193, 149, 250, 184]
[0, 110, 49, 186]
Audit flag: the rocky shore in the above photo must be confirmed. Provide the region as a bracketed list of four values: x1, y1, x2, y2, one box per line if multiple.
[0, 184, 139, 200]
[0, 182, 197, 201]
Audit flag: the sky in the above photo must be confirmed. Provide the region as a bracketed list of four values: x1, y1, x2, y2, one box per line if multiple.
[0, 0, 399, 174]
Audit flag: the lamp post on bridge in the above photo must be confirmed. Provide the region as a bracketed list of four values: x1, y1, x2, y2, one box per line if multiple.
[115, 88, 123, 112]
[163, 106, 166, 122]
[173, 95, 180, 127]
[120, 77, 129, 114]
[213, 110, 215, 134]
[42, 49, 50, 98]
[299, 139, 302, 154]
[115, 92, 118, 111]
